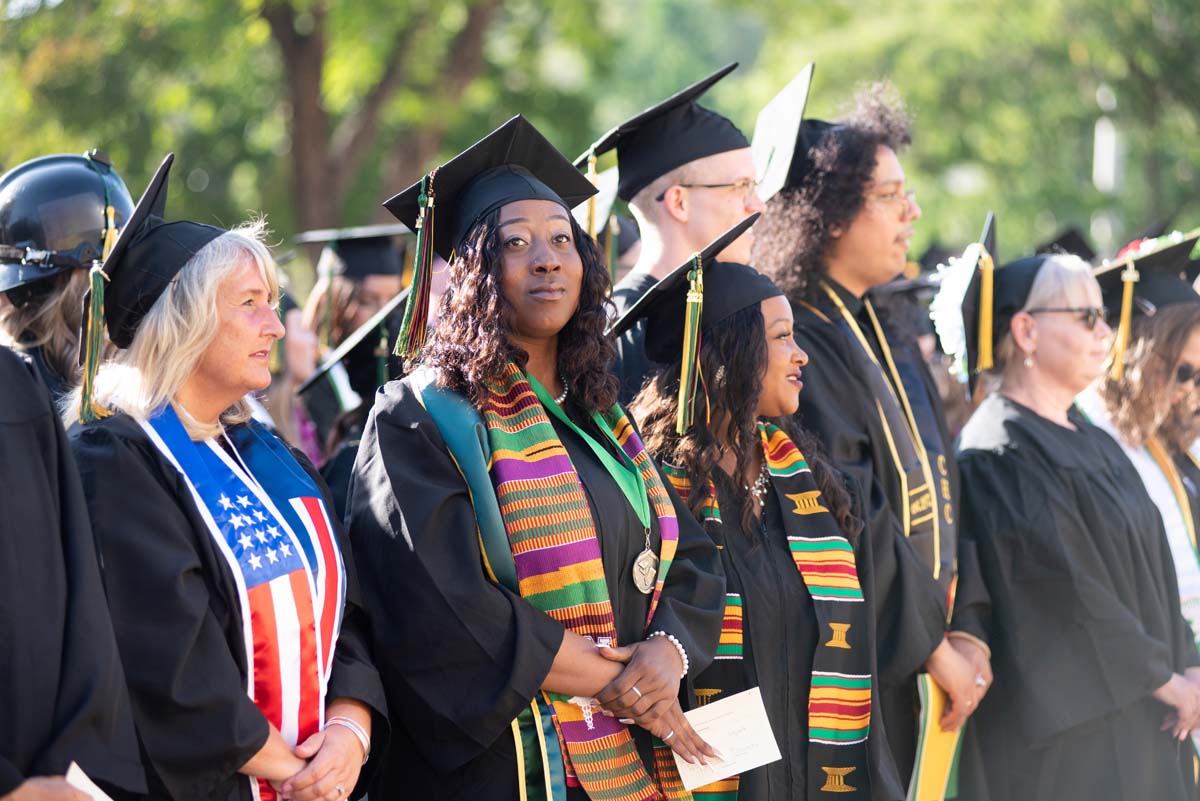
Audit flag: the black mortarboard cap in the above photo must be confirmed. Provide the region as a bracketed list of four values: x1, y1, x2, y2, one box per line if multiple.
[751, 63, 814, 203]
[383, 115, 596, 357]
[294, 223, 410, 279]
[576, 63, 749, 203]
[1037, 227, 1097, 263]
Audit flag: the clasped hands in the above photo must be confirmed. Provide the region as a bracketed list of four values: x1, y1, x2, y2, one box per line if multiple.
[1154, 667, 1200, 741]
[592, 636, 719, 766]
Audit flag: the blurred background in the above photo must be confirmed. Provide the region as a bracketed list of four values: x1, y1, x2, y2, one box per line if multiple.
[3, 0, 1196, 287]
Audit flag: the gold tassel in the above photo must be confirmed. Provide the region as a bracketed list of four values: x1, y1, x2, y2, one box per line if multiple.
[676, 255, 704, 435]
[102, 204, 118, 259]
[1110, 261, 1139, 380]
[78, 263, 112, 423]
[395, 170, 437, 358]
[976, 249, 995, 372]
[605, 214, 618, 281]
[585, 152, 599, 240]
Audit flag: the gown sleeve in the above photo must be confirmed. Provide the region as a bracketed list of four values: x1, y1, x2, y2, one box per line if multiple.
[958, 447, 1176, 740]
[794, 327, 946, 686]
[290, 446, 390, 793]
[345, 382, 565, 775]
[645, 470, 726, 678]
[71, 422, 270, 801]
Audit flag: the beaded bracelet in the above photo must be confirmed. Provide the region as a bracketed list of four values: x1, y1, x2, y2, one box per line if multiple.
[325, 715, 371, 766]
[648, 631, 689, 679]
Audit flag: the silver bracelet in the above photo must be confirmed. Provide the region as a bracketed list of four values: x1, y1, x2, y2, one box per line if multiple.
[325, 715, 371, 766]
[648, 631, 689, 679]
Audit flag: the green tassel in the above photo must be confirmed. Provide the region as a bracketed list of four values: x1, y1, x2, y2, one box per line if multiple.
[395, 171, 437, 358]
[675, 255, 704, 435]
[79, 263, 111, 423]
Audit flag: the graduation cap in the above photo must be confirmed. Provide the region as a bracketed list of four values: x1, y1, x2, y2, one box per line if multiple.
[574, 63, 748, 203]
[78, 153, 225, 421]
[383, 115, 596, 358]
[570, 166, 639, 277]
[294, 223, 410, 280]
[1093, 230, 1200, 379]
[1037, 227, 1097, 263]
[751, 63, 814, 203]
[608, 212, 763, 433]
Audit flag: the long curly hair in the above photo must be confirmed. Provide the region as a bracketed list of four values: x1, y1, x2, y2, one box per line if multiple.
[752, 82, 913, 307]
[630, 304, 861, 540]
[420, 209, 619, 414]
[1099, 302, 1200, 450]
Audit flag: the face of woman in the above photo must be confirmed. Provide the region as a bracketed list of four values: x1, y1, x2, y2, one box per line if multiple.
[497, 198, 584, 344]
[193, 258, 284, 404]
[348, 274, 404, 331]
[754, 295, 808, 419]
[1169, 326, 1200, 407]
[1024, 281, 1111, 394]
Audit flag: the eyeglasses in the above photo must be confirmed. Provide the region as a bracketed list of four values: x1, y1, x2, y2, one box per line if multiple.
[655, 177, 760, 202]
[1177, 363, 1200, 387]
[867, 188, 918, 208]
[1025, 306, 1107, 330]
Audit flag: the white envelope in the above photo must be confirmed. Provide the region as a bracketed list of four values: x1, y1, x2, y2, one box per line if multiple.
[671, 686, 782, 791]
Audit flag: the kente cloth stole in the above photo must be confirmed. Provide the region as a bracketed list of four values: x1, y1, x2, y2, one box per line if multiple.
[139, 405, 346, 801]
[482, 361, 691, 801]
[664, 423, 873, 800]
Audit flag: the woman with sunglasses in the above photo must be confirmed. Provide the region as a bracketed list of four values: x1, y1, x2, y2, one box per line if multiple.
[942, 248, 1200, 801]
[1074, 234, 1200, 709]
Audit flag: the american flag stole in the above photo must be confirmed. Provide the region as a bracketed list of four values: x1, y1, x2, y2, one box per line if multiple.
[482, 362, 688, 801]
[141, 406, 346, 801]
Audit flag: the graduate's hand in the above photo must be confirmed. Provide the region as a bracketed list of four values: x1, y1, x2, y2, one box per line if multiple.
[2, 778, 89, 801]
[948, 635, 992, 702]
[280, 726, 364, 801]
[595, 637, 684, 720]
[925, 638, 978, 732]
[1154, 673, 1200, 740]
[638, 696, 719, 766]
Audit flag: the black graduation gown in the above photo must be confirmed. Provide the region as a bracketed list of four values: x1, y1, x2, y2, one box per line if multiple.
[790, 286, 949, 780]
[689, 474, 904, 801]
[346, 377, 725, 801]
[0, 347, 144, 797]
[70, 414, 389, 801]
[1174, 448, 1200, 543]
[612, 270, 660, 405]
[952, 395, 1200, 801]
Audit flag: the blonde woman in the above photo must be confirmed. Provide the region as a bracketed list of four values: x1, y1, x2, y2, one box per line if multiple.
[945, 251, 1200, 801]
[66, 155, 386, 801]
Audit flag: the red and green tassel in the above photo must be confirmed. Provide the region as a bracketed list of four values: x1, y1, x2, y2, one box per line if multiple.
[395, 170, 437, 358]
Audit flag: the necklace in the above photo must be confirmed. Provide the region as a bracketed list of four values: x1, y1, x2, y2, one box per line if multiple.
[745, 462, 770, 502]
[554, 373, 569, 405]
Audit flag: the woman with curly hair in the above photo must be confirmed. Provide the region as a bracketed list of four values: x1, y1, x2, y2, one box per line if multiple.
[750, 84, 981, 789]
[623, 249, 905, 800]
[346, 116, 724, 801]
[1076, 233, 1200, 680]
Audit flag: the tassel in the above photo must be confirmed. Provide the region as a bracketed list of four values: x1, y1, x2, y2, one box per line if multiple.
[606, 214, 619, 281]
[102, 204, 118, 259]
[676, 255, 704, 435]
[78, 263, 112, 423]
[395, 170, 437, 358]
[585, 152, 599, 239]
[976, 248, 995, 371]
[1110, 261, 1140, 380]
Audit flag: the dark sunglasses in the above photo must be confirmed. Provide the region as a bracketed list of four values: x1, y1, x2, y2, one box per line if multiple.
[1177, 363, 1200, 387]
[1025, 306, 1107, 330]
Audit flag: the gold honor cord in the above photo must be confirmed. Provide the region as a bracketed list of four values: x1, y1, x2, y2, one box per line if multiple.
[976, 249, 995, 371]
[821, 281, 942, 579]
[1110, 259, 1140, 380]
[1147, 436, 1200, 558]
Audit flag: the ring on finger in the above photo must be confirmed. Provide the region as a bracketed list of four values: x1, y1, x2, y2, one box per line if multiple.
[663, 729, 675, 741]
[632, 686, 642, 699]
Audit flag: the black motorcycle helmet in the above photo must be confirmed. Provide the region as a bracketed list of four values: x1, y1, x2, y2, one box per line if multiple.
[0, 149, 134, 305]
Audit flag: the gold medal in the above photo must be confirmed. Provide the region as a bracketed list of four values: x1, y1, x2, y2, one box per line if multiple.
[632, 527, 659, 594]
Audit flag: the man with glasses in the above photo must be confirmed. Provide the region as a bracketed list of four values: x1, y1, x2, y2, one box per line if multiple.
[753, 83, 983, 795]
[577, 63, 765, 403]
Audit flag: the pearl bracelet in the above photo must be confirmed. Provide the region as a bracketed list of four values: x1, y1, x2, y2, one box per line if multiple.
[325, 715, 371, 766]
[648, 631, 689, 679]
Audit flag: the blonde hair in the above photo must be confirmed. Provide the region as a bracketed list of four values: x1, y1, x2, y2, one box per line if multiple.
[63, 218, 279, 440]
[0, 269, 91, 384]
[992, 253, 1097, 376]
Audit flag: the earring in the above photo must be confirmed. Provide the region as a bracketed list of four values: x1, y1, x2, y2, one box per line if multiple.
[1023, 353, 1035, 369]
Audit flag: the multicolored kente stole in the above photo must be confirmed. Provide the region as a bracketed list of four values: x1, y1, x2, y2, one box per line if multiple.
[482, 361, 691, 801]
[665, 423, 872, 800]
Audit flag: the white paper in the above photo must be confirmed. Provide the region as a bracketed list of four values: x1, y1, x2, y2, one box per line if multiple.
[671, 686, 782, 791]
[65, 762, 114, 801]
